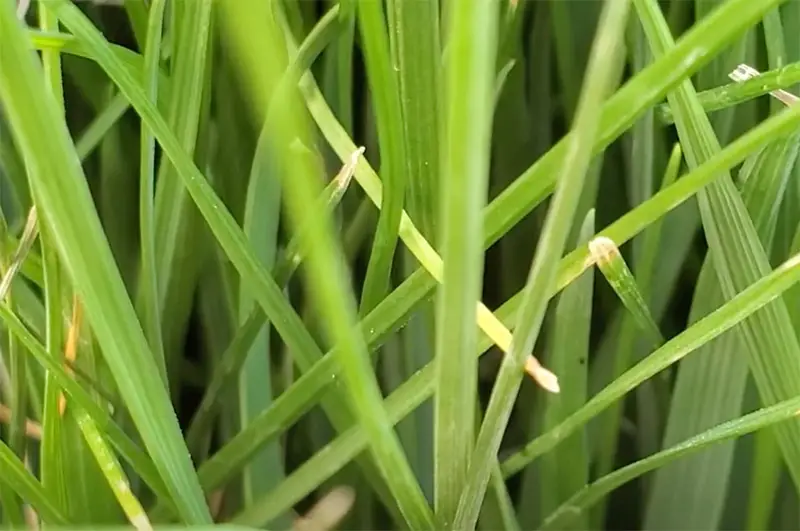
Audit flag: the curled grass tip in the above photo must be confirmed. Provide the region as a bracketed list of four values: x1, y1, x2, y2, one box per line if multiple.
[588, 236, 620, 267]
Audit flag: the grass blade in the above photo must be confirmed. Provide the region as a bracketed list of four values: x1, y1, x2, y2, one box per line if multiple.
[0, 2, 211, 522]
[452, 2, 630, 528]
[215, 0, 434, 527]
[501, 248, 800, 479]
[634, 0, 800, 493]
[432, 0, 498, 524]
[354, 0, 407, 315]
[538, 210, 596, 527]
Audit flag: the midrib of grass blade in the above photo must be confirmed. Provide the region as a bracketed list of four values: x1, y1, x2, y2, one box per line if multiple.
[658, 60, 800, 124]
[136, 0, 167, 388]
[355, 0, 407, 316]
[538, 210, 595, 528]
[0, 3, 211, 523]
[634, 0, 800, 491]
[432, 0, 497, 524]
[645, 130, 799, 530]
[215, 0, 434, 527]
[453, 2, 630, 528]
[541, 384, 800, 529]
[150, 0, 212, 389]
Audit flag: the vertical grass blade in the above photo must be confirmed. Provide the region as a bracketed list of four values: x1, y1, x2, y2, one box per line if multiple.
[538, 210, 595, 527]
[452, 2, 630, 528]
[136, 0, 167, 383]
[355, 0, 407, 315]
[432, 0, 497, 524]
[634, 0, 800, 494]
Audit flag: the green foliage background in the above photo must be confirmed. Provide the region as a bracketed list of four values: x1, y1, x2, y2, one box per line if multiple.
[1, 0, 800, 529]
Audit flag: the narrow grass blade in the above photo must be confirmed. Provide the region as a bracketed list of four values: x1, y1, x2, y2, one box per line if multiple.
[0, 3, 211, 522]
[432, 0, 497, 524]
[589, 237, 664, 347]
[538, 210, 595, 527]
[136, 0, 167, 383]
[452, 2, 630, 528]
[658, 61, 800, 124]
[150, 0, 213, 387]
[646, 58, 800, 527]
[354, 0, 407, 315]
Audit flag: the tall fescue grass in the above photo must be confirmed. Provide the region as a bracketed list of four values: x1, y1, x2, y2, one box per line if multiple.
[1, 0, 800, 529]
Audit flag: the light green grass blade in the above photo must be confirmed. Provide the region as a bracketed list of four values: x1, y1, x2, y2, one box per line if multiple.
[634, 0, 800, 494]
[387, 0, 440, 499]
[136, 0, 167, 386]
[659, 60, 800, 124]
[0, 438, 68, 525]
[0, 2, 211, 523]
[238, 43, 285, 529]
[452, 2, 630, 528]
[589, 237, 664, 347]
[34, 0, 71, 520]
[591, 142, 682, 497]
[538, 210, 595, 528]
[432, 0, 497, 524]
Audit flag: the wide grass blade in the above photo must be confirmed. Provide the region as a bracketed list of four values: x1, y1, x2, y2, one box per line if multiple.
[634, 0, 800, 493]
[432, 0, 497, 524]
[538, 210, 596, 527]
[646, 78, 800, 531]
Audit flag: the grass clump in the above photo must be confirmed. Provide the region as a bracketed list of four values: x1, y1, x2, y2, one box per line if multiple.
[1, 0, 800, 529]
